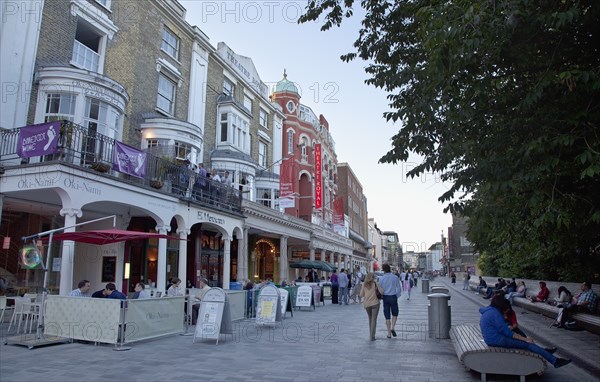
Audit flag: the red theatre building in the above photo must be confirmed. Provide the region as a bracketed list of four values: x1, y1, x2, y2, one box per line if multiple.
[271, 72, 338, 228]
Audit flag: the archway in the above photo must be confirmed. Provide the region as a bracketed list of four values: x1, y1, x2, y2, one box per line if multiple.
[254, 239, 276, 281]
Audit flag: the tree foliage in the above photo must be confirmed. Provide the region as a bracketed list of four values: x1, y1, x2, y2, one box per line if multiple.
[300, 0, 600, 281]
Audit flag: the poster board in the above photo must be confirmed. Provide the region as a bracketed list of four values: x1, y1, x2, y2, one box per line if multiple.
[295, 285, 314, 309]
[256, 285, 281, 325]
[322, 284, 332, 298]
[278, 288, 292, 318]
[193, 288, 231, 344]
[101, 256, 116, 282]
[310, 285, 322, 306]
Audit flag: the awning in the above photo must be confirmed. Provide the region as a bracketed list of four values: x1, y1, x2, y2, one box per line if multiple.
[43, 229, 183, 245]
[289, 259, 337, 272]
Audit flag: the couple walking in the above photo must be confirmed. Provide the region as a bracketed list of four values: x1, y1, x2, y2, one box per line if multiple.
[359, 264, 402, 340]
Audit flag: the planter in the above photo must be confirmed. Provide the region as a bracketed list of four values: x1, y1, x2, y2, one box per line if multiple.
[150, 179, 164, 189]
[91, 162, 111, 173]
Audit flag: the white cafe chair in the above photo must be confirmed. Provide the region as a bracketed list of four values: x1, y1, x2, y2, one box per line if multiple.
[0, 296, 15, 324]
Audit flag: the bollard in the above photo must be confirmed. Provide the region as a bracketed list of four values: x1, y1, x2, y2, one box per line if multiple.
[421, 278, 430, 293]
[427, 293, 451, 339]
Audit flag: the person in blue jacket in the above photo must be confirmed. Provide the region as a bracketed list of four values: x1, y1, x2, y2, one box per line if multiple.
[479, 295, 571, 368]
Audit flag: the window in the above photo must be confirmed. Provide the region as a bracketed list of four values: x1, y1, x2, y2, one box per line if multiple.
[44, 93, 76, 122]
[161, 27, 180, 60]
[301, 137, 309, 162]
[243, 95, 252, 112]
[223, 78, 234, 96]
[259, 108, 267, 128]
[258, 141, 267, 168]
[257, 188, 272, 208]
[72, 20, 102, 72]
[287, 130, 294, 154]
[220, 113, 228, 142]
[175, 141, 191, 160]
[157, 74, 176, 114]
[147, 140, 160, 148]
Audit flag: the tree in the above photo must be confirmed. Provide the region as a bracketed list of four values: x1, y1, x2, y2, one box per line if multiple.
[300, 1, 600, 281]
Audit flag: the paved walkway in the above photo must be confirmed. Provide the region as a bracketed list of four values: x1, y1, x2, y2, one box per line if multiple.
[0, 278, 598, 382]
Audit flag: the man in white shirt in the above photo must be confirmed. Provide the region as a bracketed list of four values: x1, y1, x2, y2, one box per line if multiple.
[68, 280, 91, 297]
[351, 265, 364, 304]
[192, 278, 212, 324]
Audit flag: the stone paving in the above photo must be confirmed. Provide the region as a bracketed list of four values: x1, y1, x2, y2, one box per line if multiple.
[0, 277, 598, 382]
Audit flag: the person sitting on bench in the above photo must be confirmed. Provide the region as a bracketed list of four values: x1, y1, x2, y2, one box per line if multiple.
[527, 281, 549, 303]
[480, 295, 571, 368]
[555, 281, 598, 328]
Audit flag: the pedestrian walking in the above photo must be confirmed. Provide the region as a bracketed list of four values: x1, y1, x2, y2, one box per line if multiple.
[338, 269, 349, 305]
[463, 272, 470, 290]
[359, 272, 383, 341]
[378, 263, 402, 338]
[330, 270, 339, 304]
[402, 272, 413, 300]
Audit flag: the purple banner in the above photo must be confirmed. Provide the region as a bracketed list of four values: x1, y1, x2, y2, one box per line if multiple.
[113, 141, 146, 178]
[17, 121, 60, 158]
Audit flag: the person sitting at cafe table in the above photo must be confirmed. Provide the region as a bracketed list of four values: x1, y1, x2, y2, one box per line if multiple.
[192, 278, 212, 325]
[91, 288, 106, 298]
[167, 277, 184, 297]
[105, 282, 127, 300]
[69, 279, 91, 297]
[132, 282, 151, 299]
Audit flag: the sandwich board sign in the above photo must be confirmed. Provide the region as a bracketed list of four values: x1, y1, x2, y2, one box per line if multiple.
[295, 285, 314, 310]
[278, 288, 292, 318]
[193, 288, 232, 345]
[256, 285, 281, 325]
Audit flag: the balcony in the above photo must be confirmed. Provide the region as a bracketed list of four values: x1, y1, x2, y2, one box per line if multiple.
[0, 121, 242, 214]
[72, 40, 99, 72]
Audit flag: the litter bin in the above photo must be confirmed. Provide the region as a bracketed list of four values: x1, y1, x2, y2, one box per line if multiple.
[421, 278, 430, 293]
[229, 282, 242, 290]
[428, 293, 451, 339]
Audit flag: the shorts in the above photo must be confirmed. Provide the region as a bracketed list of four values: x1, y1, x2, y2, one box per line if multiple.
[382, 295, 399, 319]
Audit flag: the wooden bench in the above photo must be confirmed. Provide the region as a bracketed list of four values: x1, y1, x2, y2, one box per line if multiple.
[449, 324, 547, 382]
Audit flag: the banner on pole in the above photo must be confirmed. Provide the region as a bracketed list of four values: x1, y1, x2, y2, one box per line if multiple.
[279, 156, 295, 208]
[314, 144, 322, 209]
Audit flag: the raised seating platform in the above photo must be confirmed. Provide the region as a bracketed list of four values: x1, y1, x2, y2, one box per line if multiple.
[450, 324, 547, 382]
[469, 278, 600, 335]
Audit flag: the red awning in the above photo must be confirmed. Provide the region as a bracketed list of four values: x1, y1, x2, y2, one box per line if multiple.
[45, 229, 183, 245]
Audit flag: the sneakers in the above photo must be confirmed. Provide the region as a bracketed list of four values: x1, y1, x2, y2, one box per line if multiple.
[554, 358, 572, 368]
[391, 329, 397, 337]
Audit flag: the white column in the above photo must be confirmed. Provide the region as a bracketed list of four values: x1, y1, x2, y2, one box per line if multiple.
[177, 228, 189, 289]
[279, 235, 288, 282]
[309, 245, 315, 261]
[237, 228, 248, 282]
[330, 252, 334, 266]
[156, 225, 170, 293]
[320, 249, 326, 278]
[344, 254, 350, 270]
[58, 208, 82, 295]
[223, 237, 231, 289]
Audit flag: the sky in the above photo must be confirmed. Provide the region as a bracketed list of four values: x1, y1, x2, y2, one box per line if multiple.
[180, 1, 452, 252]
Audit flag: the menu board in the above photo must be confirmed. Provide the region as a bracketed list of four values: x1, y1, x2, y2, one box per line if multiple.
[101, 256, 116, 282]
[256, 285, 281, 325]
[295, 285, 313, 307]
[278, 288, 290, 316]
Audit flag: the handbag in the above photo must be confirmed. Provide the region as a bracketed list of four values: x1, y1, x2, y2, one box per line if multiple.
[375, 283, 383, 300]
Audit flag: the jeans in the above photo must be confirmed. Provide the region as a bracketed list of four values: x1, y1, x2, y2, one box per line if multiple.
[339, 286, 348, 305]
[507, 291, 525, 304]
[487, 336, 557, 365]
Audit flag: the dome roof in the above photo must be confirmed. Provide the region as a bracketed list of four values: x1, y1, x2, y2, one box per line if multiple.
[274, 70, 299, 94]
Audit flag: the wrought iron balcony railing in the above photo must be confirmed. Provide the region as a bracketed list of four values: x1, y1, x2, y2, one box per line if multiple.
[0, 121, 242, 214]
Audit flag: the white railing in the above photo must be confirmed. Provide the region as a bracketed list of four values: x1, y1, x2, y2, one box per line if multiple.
[72, 40, 99, 72]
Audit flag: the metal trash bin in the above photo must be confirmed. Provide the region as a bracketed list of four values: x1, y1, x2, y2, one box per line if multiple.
[428, 293, 451, 339]
[421, 278, 430, 293]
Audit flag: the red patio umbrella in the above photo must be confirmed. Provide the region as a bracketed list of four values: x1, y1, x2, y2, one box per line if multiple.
[43, 229, 184, 245]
